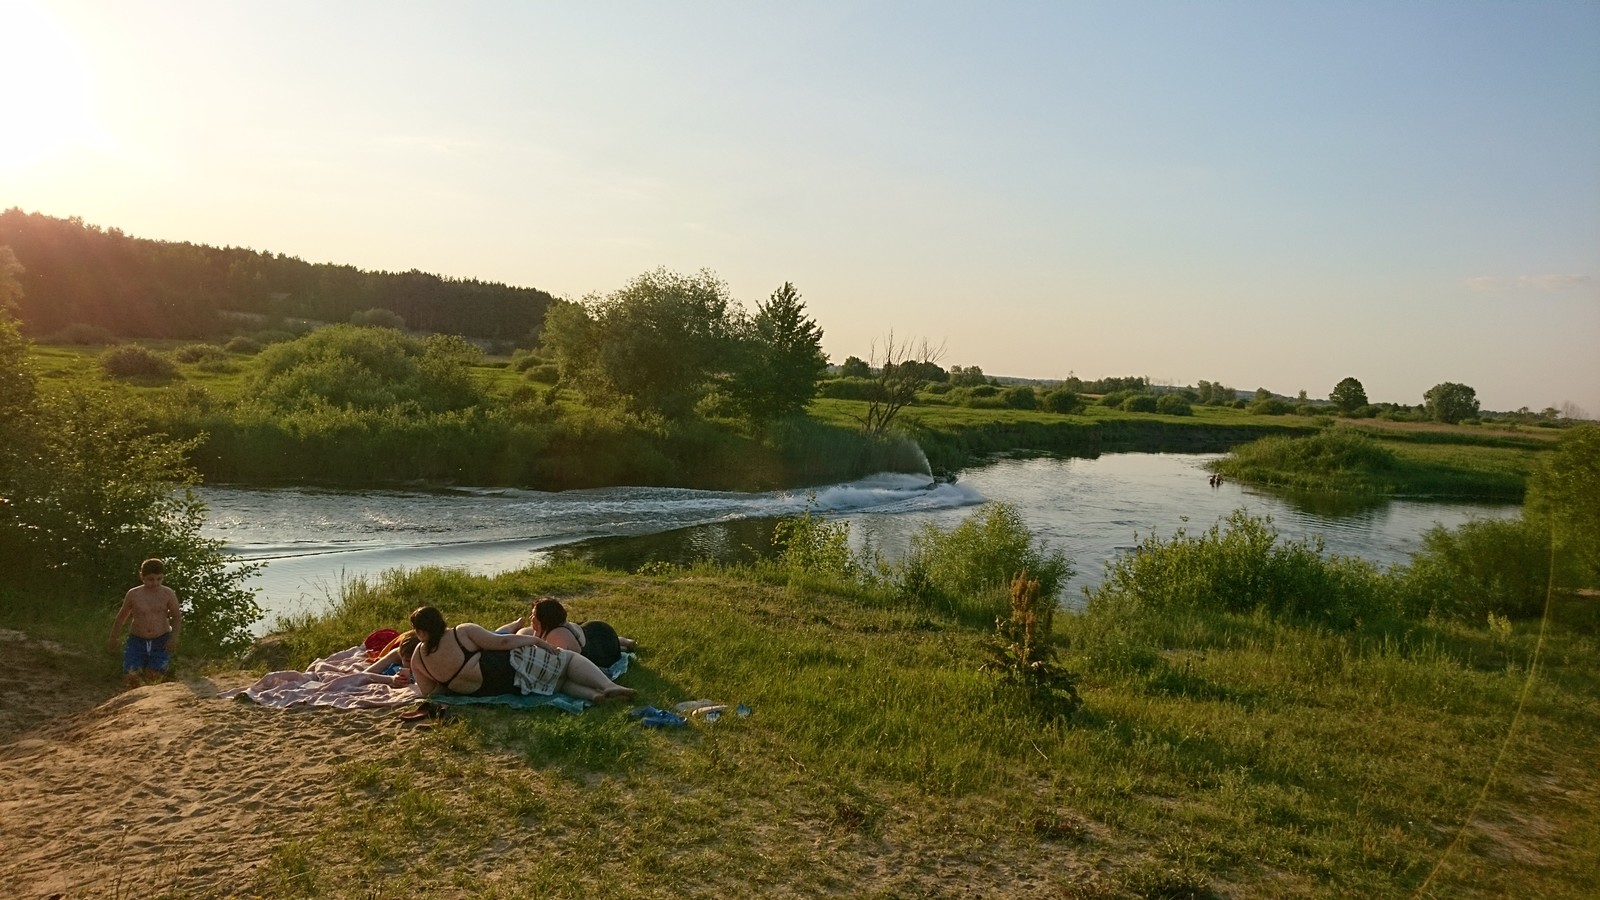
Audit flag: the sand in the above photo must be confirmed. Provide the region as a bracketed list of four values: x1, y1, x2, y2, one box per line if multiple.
[0, 629, 418, 899]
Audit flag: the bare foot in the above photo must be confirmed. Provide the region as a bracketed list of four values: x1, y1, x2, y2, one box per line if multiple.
[600, 685, 637, 702]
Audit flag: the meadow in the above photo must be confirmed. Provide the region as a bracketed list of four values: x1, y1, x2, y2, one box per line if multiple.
[212, 510, 1599, 899]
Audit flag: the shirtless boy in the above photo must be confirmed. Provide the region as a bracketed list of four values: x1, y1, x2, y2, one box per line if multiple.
[107, 558, 183, 688]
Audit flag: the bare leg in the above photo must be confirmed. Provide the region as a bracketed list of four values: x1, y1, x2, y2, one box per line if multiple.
[559, 653, 635, 702]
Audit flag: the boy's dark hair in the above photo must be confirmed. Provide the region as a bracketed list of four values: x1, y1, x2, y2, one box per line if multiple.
[140, 558, 165, 576]
[533, 597, 569, 631]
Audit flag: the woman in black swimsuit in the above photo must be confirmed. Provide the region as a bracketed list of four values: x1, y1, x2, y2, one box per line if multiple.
[406, 606, 635, 704]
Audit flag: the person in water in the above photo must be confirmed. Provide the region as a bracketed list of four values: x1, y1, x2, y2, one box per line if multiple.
[524, 597, 637, 669]
[405, 606, 635, 703]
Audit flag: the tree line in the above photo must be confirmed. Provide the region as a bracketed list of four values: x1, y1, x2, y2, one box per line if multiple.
[0, 209, 556, 344]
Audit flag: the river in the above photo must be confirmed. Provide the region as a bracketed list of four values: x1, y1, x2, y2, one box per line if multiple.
[197, 453, 1518, 629]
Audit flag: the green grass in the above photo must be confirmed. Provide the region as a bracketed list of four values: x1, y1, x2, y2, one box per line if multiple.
[204, 560, 1600, 898]
[1213, 425, 1547, 499]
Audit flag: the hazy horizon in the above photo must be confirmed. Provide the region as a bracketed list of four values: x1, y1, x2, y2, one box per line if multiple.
[3, 0, 1596, 415]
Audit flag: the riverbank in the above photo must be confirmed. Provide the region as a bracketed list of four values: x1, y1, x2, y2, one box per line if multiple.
[6, 564, 1596, 898]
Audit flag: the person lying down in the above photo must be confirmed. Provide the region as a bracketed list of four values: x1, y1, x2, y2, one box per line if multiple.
[402, 605, 635, 704]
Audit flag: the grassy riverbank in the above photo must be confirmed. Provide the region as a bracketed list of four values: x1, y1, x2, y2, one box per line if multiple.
[201, 562, 1600, 897]
[1210, 425, 1554, 500]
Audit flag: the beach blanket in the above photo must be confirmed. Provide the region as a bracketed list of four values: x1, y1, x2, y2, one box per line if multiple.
[219, 645, 632, 714]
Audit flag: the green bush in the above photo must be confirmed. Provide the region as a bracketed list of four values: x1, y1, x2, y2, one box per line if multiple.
[525, 363, 560, 384]
[1249, 398, 1291, 415]
[1399, 517, 1556, 621]
[1001, 386, 1037, 409]
[1087, 510, 1398, 629]
[1121, 394, 1158, 413]
[350, 308, 406, 329]
[898, 502, 1072, 625]
[172, 343, 229, 364]
[1041, 389, 1084, 414]
[816, 377, 881, 401]
[224, 336, 263, 354]
[251, 329, 298, 345]
[100, 344, 176, 379]
[1099, 390, 1134, 407]
[249, 325, 485, 413]
[1156, 394, 1192, 416]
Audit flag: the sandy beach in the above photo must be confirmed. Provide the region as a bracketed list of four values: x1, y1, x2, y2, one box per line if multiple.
[0, 629, 419, 899]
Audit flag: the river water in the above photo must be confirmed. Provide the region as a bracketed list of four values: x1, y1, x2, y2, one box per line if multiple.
[197, 453, 1518, 628]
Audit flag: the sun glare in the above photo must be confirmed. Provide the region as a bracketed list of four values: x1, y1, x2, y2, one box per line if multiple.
[0, 1, 111, 170]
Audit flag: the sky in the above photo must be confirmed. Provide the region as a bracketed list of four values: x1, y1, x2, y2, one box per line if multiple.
[3, 1, 1597, 415]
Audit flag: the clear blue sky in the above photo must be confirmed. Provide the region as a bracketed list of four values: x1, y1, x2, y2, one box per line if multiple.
[4, 0, 1597, 414]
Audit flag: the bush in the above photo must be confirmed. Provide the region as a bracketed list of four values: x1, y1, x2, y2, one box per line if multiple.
[49, 322, 117, 345]
[967, 384, 999, 399]
[983, 571, 1082, 720]
[251, 329, 298, 345]
[1087, 510, 1398, 629]
[1398, 517, 1556, 621]
[100, 345, 177, 379]
[1249, 398, 1291, 415]
[224, 336, 263, 354]
[172, 343, 229, 364]
[898, 502, 1072, 625]
[1099, 390, 1134, 407]
[1041, 389, 1084, 414]
[1001, 386, 1037, 409]
[525, 364, 560, 384]
[816, 377, 881, 401]
[1121, 394, 1158, 413]
[1156, 394, 1192, 416]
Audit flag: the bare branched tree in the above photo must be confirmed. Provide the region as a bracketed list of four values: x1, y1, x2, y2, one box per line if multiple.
[859, 331, 946, 437]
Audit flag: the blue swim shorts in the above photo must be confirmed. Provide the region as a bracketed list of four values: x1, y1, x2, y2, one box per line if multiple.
[123, 632, 173, 674]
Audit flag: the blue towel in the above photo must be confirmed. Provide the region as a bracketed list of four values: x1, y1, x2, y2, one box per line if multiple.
[436, 653, 632, 715]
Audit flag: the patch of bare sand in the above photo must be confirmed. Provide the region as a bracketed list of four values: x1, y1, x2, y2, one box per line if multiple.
[0, 631, 421, 899]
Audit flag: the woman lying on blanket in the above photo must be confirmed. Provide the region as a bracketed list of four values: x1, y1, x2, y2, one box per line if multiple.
[405, 606, 636, 704]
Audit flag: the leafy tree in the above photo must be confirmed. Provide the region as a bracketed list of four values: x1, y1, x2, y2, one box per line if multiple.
[949, 365, 987, 387]
[1254, 387, 1273, 402]
[1525, 425, 1600, 585]
[726, 282, 828, 424]
[1330, 377, 1368, 413]
[0, 245, 22, 313]
[838, 356, 870, 379]
[1424, 382, 1479, 424]
[540, 268, 734, 419]
[0, 311, 260, 653]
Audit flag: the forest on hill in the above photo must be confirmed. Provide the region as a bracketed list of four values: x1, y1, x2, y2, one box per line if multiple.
[0, 209, 555, 346]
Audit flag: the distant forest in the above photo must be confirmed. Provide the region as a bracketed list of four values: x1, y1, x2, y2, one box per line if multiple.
[0, 209, 555, 344]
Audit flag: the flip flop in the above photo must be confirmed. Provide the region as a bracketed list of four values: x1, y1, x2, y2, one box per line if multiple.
[627, 705, 686, 728]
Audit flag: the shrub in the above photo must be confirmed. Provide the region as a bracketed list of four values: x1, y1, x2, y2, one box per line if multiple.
[1042, 389, 1084, 414]
[100, 344, 177, 379]
[1398, 517, 1555, 621]
[251, 329, 298, 345]
[923, 382, 953, 395]
[1099, 390, 1134, 407]
[525, 364, 560, 384]
[816, 377, 881, 401]
[967, 384, 999, 399]
[509, 349, 545, 372]
[224, 336, 263, 354]
[1001, 386, 1038, 409]
[983, 571, 1082, 720]
[773, 506, 858, 582]
[1156, 394, 1192, 416]
[898, 502, 1072, 625]
[172, 343, 229, 364]
[1249, 398, 1291, 415]
[1087, 510, 1399, 629]
[1121, 394, 1158, 413]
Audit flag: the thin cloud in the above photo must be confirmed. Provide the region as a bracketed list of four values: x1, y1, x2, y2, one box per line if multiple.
[1517, 274, 1593, 291]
